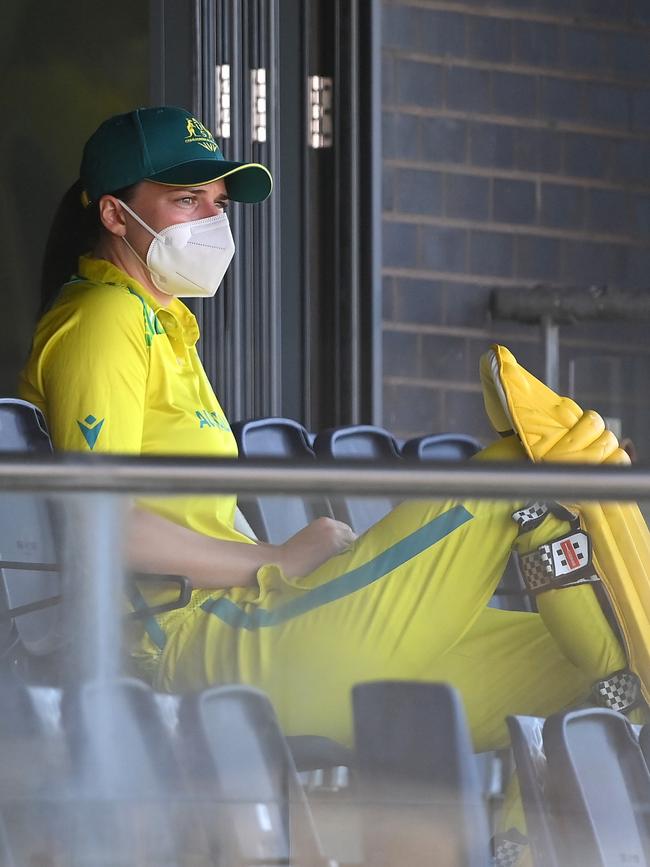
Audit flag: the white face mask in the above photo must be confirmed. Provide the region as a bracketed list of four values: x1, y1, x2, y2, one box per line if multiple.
[118, 199, 235, 298]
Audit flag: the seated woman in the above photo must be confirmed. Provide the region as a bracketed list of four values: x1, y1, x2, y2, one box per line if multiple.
[20, 107, 647, 763]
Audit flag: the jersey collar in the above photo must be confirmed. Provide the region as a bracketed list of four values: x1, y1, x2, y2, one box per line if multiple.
[77, 254, 200, 346]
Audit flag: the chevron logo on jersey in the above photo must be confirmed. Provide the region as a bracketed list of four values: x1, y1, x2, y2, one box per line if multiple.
[77, 414, 105, 450]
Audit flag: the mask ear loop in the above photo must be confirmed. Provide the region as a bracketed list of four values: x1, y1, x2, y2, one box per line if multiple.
[116, 199, 168, 288]
[117, 199, 165, 241]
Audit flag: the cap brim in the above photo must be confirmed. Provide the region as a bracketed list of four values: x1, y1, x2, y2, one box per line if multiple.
[147, 160, 272, 203]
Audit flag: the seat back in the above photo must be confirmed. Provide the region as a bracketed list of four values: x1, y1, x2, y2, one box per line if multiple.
[0, 400, 61, 662]
[61, 677, 185, 863]
[490, 556, 534, 613]
[0, 671, 70, 865]
[637, 722, 650, 771]
[401, 433, 483, 462]
[507, 715, 561, 867]
[231, 417, 334, 543]
[353, 681, 490, 867]
[543, 707, 650, 867]
[312, 425, 401, 534]
[180, 684, 326, 865]
[63, 677, 180, 795]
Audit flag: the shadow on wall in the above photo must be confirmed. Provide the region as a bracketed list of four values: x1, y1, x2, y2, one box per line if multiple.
[0, 0, 149, 394]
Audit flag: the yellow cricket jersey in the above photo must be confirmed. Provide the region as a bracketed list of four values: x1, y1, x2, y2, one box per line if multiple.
[19, 254, 254, 663]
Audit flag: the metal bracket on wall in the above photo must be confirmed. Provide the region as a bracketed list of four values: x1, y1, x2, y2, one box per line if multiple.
[251, 68, 267, 143]
[215, 64, 231, 139]
[308, 75, 333, 148]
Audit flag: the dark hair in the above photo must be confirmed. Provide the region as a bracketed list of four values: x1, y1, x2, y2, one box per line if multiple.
[39, 179, 137, 316]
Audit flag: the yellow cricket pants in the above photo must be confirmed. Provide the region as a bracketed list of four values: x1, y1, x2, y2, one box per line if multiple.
[149, 494, 603, 752]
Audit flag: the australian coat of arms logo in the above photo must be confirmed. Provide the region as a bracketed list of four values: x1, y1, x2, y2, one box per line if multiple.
[185, 117, 218, 152]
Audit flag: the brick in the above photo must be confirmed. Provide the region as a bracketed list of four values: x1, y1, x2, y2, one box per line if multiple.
[608, 244, 631, 288]
[469, 121, 515, 169]
[565, 349, 623, 402]
[382, 52, 395, 102]
[383, 166, 395, 211]
[383, 330, 420, 378]
[540, 183, 585, 230]
[567, 350, 640, 408]
[630, 0, 650, 24]
[397, 59, 444, 108]
[421, 334, 468, 381]
[564, 133, 611, 179]
[466, 15, 512, 63]
[443, 282, 492, 327]
[381, 4, 420, 51]
[395, 168, 443, 216]
[611, 139, 650, 184]
[562, 240, 614, 284]
[469, 230, 515, 277]
[421, 117, 467, 164]
[444, 173, 490, 221]
[515, 128, 562, 173]
[391, 278, 444, 325]
[612, 33, 650, 80]
[515, 235, 561, 281]
[539, 76, 585, 123]
[581, 0, 623, 20]
[490, 0, 539, 6]
[383, 383, 443, 437]
[382, 112, 420, 160]
[586, 84, 630, 131]
[420, 225, 468, 273]
[633, 194, 650, 237]
[443, 390, 493, 442]
[631, 90, 650, 133]
[493, 178, 537, 225]
[587, 188, 631, 235]
[624, 247, 650, 285]
[492, 71, 537, 118]
[513, 21, 560, 67]
[382, 276, 395, 320]
[446, 65, 490, 113]
[416, 8, 466, 58]
[382, 220, 418, 268]
[563, 27, 605, 71]
[543, 0, 583, 11]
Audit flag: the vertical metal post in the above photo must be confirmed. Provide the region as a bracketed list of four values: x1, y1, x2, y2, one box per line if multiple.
[542, 315, 560, 391]
[61, 494, 126, 683]
[361, 0, 383, 426]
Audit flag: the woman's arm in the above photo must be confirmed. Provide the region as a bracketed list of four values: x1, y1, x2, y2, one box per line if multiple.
[127, 508, 356, 589]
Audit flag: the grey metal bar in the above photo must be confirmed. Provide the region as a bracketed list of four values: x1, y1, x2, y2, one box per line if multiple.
[61, 495, 125, 683]
[0, 455, 648, 501]
[542, 314, 560, 391]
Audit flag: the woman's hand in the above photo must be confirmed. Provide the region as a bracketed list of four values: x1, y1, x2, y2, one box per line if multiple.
[275, 517, 357, 578]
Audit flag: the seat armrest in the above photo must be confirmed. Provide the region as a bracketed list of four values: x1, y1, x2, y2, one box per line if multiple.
[125, 573, 193, 619]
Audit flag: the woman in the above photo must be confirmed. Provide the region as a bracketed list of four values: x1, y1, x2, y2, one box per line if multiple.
[19, 106, 635, 755]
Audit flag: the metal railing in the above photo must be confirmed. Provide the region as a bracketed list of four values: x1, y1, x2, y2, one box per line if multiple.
[0, 453, 649, 500]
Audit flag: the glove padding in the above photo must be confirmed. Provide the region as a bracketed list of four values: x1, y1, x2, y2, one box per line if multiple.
[480, 344, 650, 708]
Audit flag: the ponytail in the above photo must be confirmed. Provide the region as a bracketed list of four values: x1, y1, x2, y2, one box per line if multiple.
[39, 179, 101, 316]
[39, 179, 138, 316]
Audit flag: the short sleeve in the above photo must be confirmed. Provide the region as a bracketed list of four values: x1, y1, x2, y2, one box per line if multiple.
[41, 291, 149, 454]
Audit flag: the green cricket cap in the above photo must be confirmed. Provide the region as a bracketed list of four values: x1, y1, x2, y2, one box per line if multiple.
[80, 106, 272, 205]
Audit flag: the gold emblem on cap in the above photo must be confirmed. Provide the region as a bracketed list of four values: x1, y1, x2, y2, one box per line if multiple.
[184, 117, 218, 152]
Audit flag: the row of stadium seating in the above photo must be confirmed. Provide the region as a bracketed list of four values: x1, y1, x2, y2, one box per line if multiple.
[1, 670, 649, 864]
[1, 399, 648, 865]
